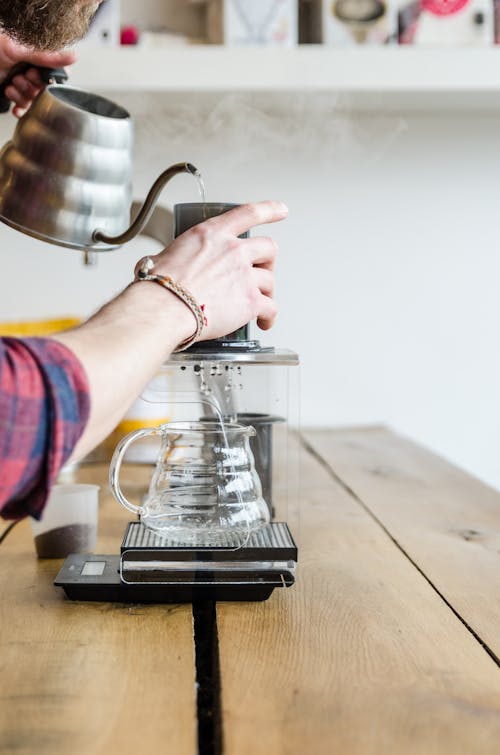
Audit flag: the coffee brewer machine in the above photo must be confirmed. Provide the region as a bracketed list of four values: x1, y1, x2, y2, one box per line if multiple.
[0, 79, 299, 602]
[56, 334, 300, 603]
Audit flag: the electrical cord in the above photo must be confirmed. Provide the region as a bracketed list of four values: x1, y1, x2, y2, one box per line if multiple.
[0, 519, 21, 546]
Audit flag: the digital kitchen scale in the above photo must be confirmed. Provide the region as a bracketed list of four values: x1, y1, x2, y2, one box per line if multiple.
[55, 521, 297, 603]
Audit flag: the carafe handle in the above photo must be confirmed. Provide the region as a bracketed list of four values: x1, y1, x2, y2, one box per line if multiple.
[0, 63, 68, 113]
[109, 428, 161, 515]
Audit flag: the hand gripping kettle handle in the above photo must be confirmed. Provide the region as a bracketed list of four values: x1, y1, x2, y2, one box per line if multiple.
[0, 63, 68, 113]
[109, 428, 160, 515]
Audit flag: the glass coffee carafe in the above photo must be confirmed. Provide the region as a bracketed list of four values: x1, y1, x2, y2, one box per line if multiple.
[110, 420, 270, 544]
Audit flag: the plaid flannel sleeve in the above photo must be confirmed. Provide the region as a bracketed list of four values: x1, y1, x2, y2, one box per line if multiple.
[0, 337, 90, 520]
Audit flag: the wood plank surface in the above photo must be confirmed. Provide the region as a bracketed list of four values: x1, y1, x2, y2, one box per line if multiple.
[217, 434, 500, 755]
[303, 427, 500, 664]
[0, 464, 197, 755]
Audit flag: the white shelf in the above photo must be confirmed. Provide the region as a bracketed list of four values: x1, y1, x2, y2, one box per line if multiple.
[69, 46, 500, 109]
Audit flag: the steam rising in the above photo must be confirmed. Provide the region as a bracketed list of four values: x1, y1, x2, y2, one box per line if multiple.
[117, 92, 408, 164]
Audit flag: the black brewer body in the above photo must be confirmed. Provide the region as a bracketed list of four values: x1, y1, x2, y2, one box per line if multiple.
[174, 202, 255, 350]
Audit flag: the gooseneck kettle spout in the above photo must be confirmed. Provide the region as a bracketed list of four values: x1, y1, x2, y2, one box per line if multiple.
[0, 83, 200, 253]
[93, 162, 200, 247]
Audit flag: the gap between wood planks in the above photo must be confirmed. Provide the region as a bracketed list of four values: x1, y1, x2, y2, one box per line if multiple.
[193, 601, 223, 755]
[0, 517, 224, 754]
[0, 519, 21, 546]
[300, 434, 500, 669]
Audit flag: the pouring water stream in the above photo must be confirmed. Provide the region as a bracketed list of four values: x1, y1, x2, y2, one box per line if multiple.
[178, 171, 255, 544]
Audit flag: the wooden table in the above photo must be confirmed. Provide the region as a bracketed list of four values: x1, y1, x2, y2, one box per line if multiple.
[2, 427, 500, 755]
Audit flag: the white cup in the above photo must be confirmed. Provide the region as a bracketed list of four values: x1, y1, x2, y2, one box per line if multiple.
[30, 484, 100, 558]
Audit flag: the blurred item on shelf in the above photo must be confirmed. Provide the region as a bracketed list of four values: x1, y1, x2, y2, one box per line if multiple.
[495, 0, 500, 42]
[398, 0, 492, 45]
[119, 1, 206, 46]
[298, 0, 322, 41]
[325, 0, 397, 44]
[79, 0, 121, 47]
[120, 25, 140, 45]
[83, 0, 498, 50]
[205, 0, 298, 45]
[300, 0, 492, 44]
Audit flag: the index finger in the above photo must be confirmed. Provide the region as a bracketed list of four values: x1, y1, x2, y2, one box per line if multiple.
[3, 35, 77, 69]
[210, 201, 288, 237]
[22, 49, 77, 68]
[25, 68, 43, 86]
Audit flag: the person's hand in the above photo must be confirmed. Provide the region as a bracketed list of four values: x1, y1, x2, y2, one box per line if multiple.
[0, 34, 76, 118]
[136, 201, 288, 343]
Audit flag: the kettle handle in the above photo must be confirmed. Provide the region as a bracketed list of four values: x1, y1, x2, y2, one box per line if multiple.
[0, 63, 68, 113]
[109, 427, 161, 515]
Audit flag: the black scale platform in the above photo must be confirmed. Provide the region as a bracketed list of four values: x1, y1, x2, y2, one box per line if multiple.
[55, 521, 298, 603]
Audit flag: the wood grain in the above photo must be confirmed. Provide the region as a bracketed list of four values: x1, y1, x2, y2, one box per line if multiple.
[303, 426, 500, 664]
[217, 434, 500, 755]
[0, 464, 196, 755]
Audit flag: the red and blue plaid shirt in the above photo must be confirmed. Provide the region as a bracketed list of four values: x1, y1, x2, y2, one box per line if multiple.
[0, 337, 90, 520]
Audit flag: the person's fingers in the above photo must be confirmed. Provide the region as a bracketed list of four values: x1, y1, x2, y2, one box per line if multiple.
[253, 267, 274, 298]
[241, 236, 278, 268]
[23, 49, 76, 68]
[2, 37, 77, 69]
[12, 74, 39, 100]
[12, 105, 28, 119]
[25, 68, 43, 87]
[209, 201, 288, 238]
[254, 268, 276, 330]
[256, 295, 278, 331]
[5, 85, 31, 109]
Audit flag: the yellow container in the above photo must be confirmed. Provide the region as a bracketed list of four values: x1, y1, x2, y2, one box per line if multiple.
[0, 317, 81, 337]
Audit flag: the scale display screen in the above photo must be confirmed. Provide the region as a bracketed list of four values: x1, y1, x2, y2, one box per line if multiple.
[81, 561, 107, 576]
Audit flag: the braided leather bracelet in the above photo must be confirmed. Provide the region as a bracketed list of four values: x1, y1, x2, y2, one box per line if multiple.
[134, 257, 205, 352]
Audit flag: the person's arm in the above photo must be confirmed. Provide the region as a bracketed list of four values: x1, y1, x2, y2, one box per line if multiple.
[54, 200, 287, 461]
[0, 337, 90, 519]
[54, 282, 193, 461]
[0, 201, 286, 519]
[0, 33, 76, 117]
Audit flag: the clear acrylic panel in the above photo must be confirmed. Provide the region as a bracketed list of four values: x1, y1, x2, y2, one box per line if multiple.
[126, 350, 301, 551]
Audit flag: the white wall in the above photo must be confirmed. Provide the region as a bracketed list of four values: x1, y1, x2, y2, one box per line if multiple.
[1, 93, 500, 489]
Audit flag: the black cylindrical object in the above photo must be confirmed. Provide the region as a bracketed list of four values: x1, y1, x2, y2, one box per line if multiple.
[231, 413, 284, 519]
[174, 203, 257, 350]
[200, 413, 284, 519]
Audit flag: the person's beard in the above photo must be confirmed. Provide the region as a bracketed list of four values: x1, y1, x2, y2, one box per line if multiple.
[0, 1, 101, 50]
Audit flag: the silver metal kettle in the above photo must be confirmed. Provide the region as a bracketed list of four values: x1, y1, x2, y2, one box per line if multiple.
[0, 83, 197, 252]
